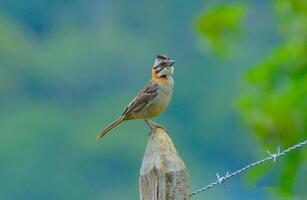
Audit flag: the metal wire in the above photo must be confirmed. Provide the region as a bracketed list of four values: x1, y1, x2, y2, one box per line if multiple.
[190, 139, 307, 197]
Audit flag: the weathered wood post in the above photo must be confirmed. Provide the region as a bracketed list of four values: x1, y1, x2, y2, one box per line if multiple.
[139, 127, 190, 200]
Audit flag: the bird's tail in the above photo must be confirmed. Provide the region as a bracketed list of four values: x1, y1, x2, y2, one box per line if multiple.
[96, 116, 125, 140]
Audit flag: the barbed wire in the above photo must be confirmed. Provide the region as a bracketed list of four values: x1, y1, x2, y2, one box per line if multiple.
[190, 139, 307, 197]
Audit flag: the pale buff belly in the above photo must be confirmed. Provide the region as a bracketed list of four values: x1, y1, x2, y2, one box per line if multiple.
[126, 78, 174, 120]
[140, 92, 172, 118]
[127, 89, 173, 120]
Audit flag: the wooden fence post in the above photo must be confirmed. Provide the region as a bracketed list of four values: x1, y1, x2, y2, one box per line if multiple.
[139, 127, 190, 200]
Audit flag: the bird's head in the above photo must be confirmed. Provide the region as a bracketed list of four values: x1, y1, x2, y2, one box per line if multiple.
[152, 55, 175, 79]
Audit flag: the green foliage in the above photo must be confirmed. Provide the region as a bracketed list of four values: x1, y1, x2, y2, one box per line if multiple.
[196, 0, 307, 197]
[195, 4, 246, 55]
[241, 43, 307, 144]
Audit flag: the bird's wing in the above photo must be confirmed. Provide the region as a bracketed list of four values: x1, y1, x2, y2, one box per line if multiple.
[122, 80, 159, 116]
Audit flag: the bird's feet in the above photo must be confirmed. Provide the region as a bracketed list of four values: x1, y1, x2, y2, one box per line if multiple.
[144, 119, 168, 134]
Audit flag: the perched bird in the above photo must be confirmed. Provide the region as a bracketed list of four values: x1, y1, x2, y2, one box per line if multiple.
[96, 55, 175, 140]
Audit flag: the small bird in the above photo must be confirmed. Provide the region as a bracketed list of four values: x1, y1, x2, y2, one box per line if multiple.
[96, 55, 175, 140]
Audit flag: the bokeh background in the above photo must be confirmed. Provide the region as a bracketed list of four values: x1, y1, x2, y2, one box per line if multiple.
[0, 0, 306, 199]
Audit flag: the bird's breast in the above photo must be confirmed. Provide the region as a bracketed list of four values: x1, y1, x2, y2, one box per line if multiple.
[143, 79, 173, 118]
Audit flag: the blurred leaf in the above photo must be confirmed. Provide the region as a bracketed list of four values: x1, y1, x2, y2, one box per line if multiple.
[196, 0, 307, 197]
[195, 4, 246, 55]
[244, 162, 270, 185]
[278, 151, 301, 194]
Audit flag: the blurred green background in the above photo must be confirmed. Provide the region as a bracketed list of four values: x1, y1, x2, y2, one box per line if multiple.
[0, 0, 306, 199]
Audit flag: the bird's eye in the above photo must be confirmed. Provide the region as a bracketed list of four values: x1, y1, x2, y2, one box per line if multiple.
[160, 62, 166, 67]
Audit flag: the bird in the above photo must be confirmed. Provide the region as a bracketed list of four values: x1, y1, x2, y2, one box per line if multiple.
[96, 55, 175, 140]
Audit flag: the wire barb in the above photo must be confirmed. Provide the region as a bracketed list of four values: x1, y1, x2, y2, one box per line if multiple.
[267, 146, 281, 163]
[216, 171, 229, 184]
[190, 139, 307, 198]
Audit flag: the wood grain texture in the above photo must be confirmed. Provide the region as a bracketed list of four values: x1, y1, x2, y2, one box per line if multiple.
[139, 128, 190, 200]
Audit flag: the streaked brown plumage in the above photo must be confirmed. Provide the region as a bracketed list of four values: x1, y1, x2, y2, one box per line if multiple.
[96, 55, 175, 140]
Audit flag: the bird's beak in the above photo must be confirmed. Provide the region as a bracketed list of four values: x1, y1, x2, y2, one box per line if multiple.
[168, 60, 175, 66]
